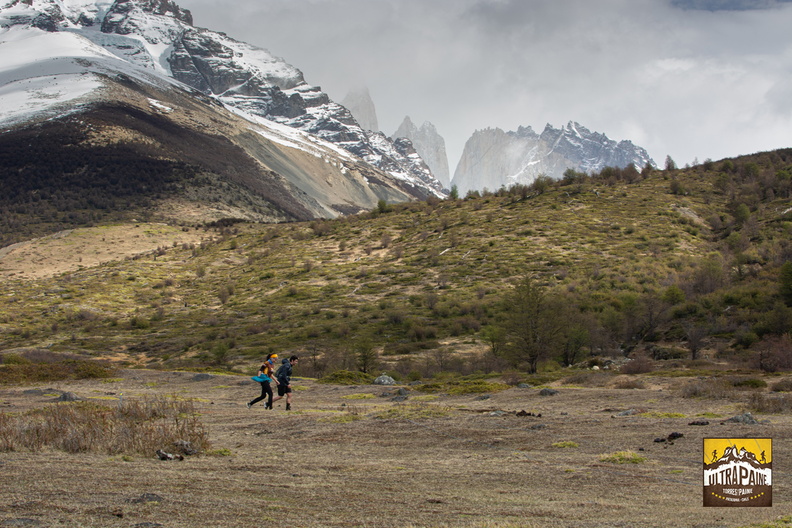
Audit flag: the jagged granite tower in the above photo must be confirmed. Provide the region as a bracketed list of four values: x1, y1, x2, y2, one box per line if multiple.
[452, 121, 655, 194]
[341, 87, 380, 133]
[392, 116, 451, 190]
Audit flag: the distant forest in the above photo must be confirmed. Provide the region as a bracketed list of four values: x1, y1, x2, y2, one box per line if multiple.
[0, 122, 197, 246]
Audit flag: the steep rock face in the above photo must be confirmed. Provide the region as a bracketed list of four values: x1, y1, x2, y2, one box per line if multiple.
[0, 0, 443, 197]
[452, 122, 655, 194]
[341, 87, 379, 132]
[101, 0, 193, 34]
[0, 3, 438, 245]
[392, 116, 451, 189]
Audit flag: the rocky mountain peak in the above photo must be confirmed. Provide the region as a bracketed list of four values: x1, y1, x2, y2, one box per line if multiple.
[341, 87, 379, 132]
[392, 116, 450, 189]
[453, 122, 655, 194]
[0, 0, 444, 197]
[514, 125, 537, 139]
[102, 0, 193, 31]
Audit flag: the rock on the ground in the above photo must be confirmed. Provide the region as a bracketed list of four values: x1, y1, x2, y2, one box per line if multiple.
[373, 374, 396, 385]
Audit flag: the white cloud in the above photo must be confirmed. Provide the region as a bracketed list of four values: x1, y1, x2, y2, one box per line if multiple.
[176, 0, 792, 171]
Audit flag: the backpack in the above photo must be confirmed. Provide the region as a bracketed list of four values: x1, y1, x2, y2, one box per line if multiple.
[275, 358, 290, 382]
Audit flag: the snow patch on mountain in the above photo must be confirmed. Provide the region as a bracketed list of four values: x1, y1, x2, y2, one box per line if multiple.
[0, 30, 106, 125]
[222, 102, 357, 163]
[0, 0, 444, 198]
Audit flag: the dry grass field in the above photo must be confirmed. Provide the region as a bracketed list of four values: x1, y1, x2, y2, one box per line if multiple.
[0, 223, 206, 280]
[2, 369, 791, 528]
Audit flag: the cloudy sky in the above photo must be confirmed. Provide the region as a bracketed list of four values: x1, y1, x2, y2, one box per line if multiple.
[176, 0, 792, 172]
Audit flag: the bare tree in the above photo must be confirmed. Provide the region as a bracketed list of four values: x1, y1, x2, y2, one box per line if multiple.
[684, 324, 709, 360]
[355, 340, 378, 374]
[503, 276, 561, 374]
[433, 347, 453, 371]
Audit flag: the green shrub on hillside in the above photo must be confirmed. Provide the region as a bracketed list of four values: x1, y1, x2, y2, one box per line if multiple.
[600, 451, 647, 464]
[417, 378, 509, 395]
[317, 370, 375, 385]
[3, 149, 792, 377]
[0, 360, 116, 385]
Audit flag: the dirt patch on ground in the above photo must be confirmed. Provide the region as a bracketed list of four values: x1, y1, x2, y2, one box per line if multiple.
[1, 369, 789, 527]
[0, 224, 207, 280]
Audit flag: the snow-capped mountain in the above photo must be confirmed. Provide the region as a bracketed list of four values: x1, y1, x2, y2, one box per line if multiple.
[0, 0, 443, 241]
[392, 117, 451, 190]
[452, 121, 655, 194]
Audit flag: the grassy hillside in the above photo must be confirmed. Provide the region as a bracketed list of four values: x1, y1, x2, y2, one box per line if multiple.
[1, 149, 791, 379]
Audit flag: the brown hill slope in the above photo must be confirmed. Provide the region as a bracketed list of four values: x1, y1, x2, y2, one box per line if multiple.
[0, 72, 431, 247]
[1, 150, 791, 377]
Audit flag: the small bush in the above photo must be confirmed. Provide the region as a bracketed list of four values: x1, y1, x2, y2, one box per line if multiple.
[730, 377, 767, 389]
[15, 349, 77, 364]
[318, 370, 375, 385]
[599, 451, 647, 464]
[0, 359, 116, 385]
[552, 441, 579, 448]
[501, 372, 524, 386]
[562, 371, 613, 387]
[678, 379, 735, 399]
[771, 379, 792, 392]
[1, 354, 31, 365]
[129, 316, 150, 329]
[747, 393, 792, 414]
[446, 380, 509, 395]
[620, 356, 654, 374]
[638, 412, 686, 418]
[613, 379, 646, 390]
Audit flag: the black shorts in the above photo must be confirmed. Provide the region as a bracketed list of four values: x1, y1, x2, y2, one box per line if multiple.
[277, 384, 292, 397]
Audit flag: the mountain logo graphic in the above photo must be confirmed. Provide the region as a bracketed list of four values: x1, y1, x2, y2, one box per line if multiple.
[703, 438, 772, 507]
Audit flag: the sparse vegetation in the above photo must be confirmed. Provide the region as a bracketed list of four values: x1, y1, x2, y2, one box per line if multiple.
[551, 441, 579, 448]
[371, 403, 450, 420]
[317, 370, 375, 385]
[415, 377, 510, 395]
[637, 412, 686, 418]
[739, 515, 792, 528]
[1, 149, 792, 388]
[319, 413, 363, 423]
[0, 367, 788, 527]
[747, 392, 792, 414]
[0, 396, 208, 455]
[0, 357, 116, 384]
[599, 451, 648, 464]
[341, 393, 377, 400]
